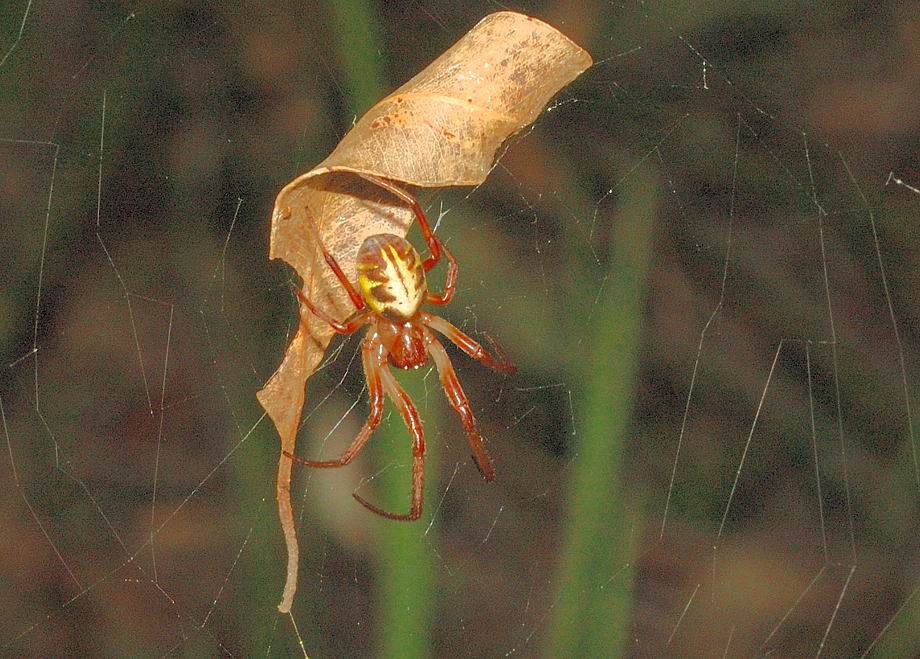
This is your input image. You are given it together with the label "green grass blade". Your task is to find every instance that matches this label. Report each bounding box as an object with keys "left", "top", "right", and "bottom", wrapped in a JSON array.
[
  {"left": 328, "top": 0, "right": 387, "bottom": 111},
  {"left": 545, "top": 164, "right": 657, "bottom": 656},
  {"left": 371, "top": 374, "right": 439, "bottom": 659},
  {"left": 327, "top": 2, "right": 437, "bottom": 656}
]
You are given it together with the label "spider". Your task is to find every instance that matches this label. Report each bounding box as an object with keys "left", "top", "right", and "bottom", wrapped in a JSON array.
[{"left": 284, "top": 173, "right": 516, "bottom": 521}]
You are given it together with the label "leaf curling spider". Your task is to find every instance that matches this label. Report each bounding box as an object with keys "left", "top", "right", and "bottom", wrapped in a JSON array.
[{"left": 285, "top": 173, "right": 516, "bottom": 521}]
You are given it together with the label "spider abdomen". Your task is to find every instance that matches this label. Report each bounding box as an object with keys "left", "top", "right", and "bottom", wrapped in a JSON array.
[{"left": 356, "top": 234, "right": 427, "bottom": 321}]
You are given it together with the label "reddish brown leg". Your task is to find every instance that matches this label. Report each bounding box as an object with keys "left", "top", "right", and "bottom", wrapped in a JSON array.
[
  {"left": 284, "top": 334, "right": 385, "bottom": 467},
  {"left": 294, "top": 287, "right": 367, "bottom": 333},
  {"left": 422, "top": 314, "right": 517, "bottom": 375},
  {"left": 425, "top": 242, "right": 458, "bottom": 306},
  {"left": 357, "top": 172, "right": 443, "bottom": 271},
  {"left": 311, "top": 224, "right": 365, "bottom": 310},
  {"left": 352, "top": 365, "right": 426, "bottom": 521},
  {"left": 294, "top": 226, "right": 369, "bottom": 332},
  {"left": 425, "top": 333, "right": 495, "bottom": 481}
]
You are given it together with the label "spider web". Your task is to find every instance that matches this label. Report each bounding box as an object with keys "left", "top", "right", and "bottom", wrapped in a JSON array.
[{"left": 2, "top": 1, "right": 919, "bottom": 656}]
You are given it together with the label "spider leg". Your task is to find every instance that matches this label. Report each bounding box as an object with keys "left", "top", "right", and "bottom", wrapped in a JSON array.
[
  {"left": 310, "top": 219, "right": 365, "bottom": 310},
  {"left": 293, "top": 216, "right": 370, "bottom": 332},
  {"left": 294, "top": 286, "right": 368, "bottom": 334},
  {"left": 425, "top": 241, "right": 458, "bottom": 306},
  {"left": 425, "top": 332, "right": 495, "bottom": 481},
  {"left": 284, "top": 333, "right": 385, "bottom": 467},
  {"left": 357, "top": 172, "right": 443, "bottom": 271},
  {"left": 422, "top": 313, "right": 517, "bottom": 375},
  {"left": 352, "top": 364, "right": 426, "bottom": 521}
]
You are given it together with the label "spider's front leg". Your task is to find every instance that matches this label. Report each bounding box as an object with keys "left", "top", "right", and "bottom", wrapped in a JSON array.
[
  {"left": 425, "top": 333, "right": 496, "bottom": 481},
  {"left": 283, "top": 333, "right": 385, "bottom": 468},
  {"left": 422, "top": 314, "right": 517, "bottom": 375},
  {"left": 352, "top": 364, "right": 427, "bottom": 521}
]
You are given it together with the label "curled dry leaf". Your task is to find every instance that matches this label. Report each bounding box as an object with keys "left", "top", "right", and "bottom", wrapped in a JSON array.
[{"left": 258, "top": 10, "right": 592, "bottom": 613}]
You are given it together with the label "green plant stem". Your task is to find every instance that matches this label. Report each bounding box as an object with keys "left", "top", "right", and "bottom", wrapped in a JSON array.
[
  {"left": 327, "top": 2, "right": 437, "bottom": 656},
  {"left": 545, "top": 164, "right": 657, "bottom": 656},
  {"left": 328, "top": 0, "right": 388, "bottom": 111},
  {"left": 372, "top": 373, "right": 438, "bottom": 659}
]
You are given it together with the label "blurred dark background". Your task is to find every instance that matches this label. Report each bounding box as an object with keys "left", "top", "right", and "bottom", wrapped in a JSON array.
[{"left": 2, "top": 0, "right": 919, "bottom": 656}]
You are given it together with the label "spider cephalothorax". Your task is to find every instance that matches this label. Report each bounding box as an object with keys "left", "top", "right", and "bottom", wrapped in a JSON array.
[{"left": 284, "top": 173, "right": 515, "bottom": 521}]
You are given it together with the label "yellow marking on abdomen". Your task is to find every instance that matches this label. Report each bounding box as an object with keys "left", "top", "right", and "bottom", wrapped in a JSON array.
[{"left": 356, "top": 234, "right": 427, "bottom": 321}]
